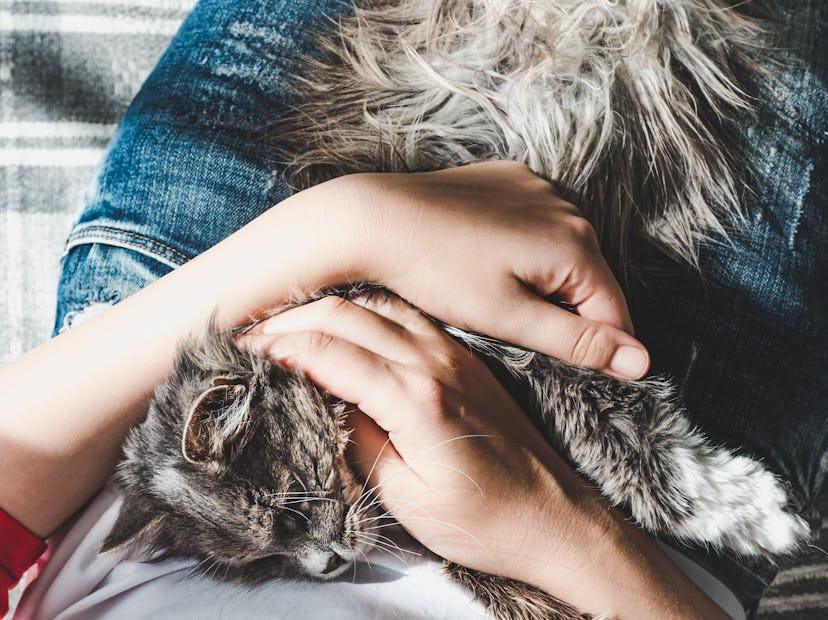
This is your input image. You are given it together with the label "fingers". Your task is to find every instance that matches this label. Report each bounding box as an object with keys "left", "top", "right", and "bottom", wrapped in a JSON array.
[
  {"left": 246, "top": 289, "right": 648, "bottom": 379},
  {"left": 245, "top": 327, "right": 442, "bottom": 456},
  {"left": 249, "top": 296, "right": 419, "bottom": 363},
  {"left": 561, "top": 255, "right": 635, "bottom": 337},
  {"left": 502, "top": 284, "right": 650, "bottom": 380},
  {"left": 247, "top": 329, "right": 401, "bottom": 430},
  {"left": 523, "top": 215, "right": 634, "bottom": 336}
]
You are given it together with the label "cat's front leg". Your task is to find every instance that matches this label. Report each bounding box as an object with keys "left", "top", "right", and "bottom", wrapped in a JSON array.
[{"left": 527, "top": 356, "right": 809, "bottom": 556}]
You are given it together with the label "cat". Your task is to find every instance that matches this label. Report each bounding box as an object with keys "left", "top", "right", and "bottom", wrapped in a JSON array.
[
  {"left": 104, "top": 1, "right": 810, "bottom": 618},
  {"left": 102, "top": 289, "right": 808, "bottom": 620}
]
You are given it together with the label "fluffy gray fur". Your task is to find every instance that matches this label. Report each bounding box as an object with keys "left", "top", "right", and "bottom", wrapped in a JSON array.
[
  {"left": 105, "top": 289, "right": 808, "bottom": 620},
  {"left": 273, "top": 0, "right": 767, "bottom": 270}
]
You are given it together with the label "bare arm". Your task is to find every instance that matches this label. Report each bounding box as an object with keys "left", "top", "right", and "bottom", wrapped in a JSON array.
[
  {"left": 0, "top": 162, "right": 647, "bottom": 535},
  {"left": 0, "top": 179, "right": 365, "bottom": 538}
]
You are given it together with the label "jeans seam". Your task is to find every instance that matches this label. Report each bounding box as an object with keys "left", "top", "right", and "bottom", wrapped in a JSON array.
[{"left": 65, "top": 225, "right": 190, "bottom": 268}]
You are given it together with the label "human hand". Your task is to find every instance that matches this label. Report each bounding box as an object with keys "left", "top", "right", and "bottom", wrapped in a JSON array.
[
  {"left": 242, "top": 295, "right": 726, "bottom": 619},
  {"left": 245, "top": 294, "right": 571, "bottom": 582},
  {"left": 340, "top": 161, "right": 649, "bottom": 379}
]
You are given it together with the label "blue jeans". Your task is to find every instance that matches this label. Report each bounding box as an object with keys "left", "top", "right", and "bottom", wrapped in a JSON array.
[{"left": 53, "top": 0, "right": 828, "bottom": 613}]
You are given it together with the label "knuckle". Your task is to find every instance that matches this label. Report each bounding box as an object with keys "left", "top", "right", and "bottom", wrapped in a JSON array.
[
  {"left": 556, "top": 198, "right": 583, "bottom": 217},
  {"left": 297, "top": 330, "right": 336, "bottom": 355},
  {"left": 408, "top": 370, "right": 450, "bottom": 413},
  {"left": 430, "top": 349, "right": 461, "bottom": 375},
  {"left": 569, "top": 323, "right": 613, "bottom": 368},
  {"left": 567, "top": 215, "right": 598, "bottom": 243}
]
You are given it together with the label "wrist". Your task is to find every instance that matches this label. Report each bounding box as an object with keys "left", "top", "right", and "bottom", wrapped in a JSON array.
[
  {"left": 510, "top": 449, "right": 727, "bottom": 619},
  {"left": 334, "top": 171, "right": 439, "bottom": 292}
]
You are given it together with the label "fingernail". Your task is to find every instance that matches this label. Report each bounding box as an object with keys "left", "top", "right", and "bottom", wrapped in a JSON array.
[{"left": 609, "top": 345, "right": 649, "bottom": 379}]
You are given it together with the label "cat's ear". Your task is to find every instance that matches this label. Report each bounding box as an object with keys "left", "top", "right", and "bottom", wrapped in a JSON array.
[
  {"left": 182, "top": 376, "right": 253, "bottom": 467},
  {"left": 101, "top": 494, "right": 166, "bottom": 553}
]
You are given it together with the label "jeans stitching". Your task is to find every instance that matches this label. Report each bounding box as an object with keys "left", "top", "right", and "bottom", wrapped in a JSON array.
[{"left": 66, "top": 225, "right": 191, "bottom": 265}]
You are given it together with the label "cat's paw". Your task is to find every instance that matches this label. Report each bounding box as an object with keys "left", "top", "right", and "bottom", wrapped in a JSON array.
[{"left": 670, "top": 445, "right": 810, "bottom": 556}]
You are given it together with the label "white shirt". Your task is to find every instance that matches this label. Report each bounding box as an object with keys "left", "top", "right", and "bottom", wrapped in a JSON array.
[{"left": 15, "top": 485, "right": 745, "bottom": 620}]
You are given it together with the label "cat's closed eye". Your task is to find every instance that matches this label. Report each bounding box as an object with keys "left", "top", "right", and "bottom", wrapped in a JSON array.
[{"left": 277, "top": 511, "right": 310, "bottom": 534}]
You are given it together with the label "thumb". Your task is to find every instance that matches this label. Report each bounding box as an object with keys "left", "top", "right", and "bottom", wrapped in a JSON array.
[{"left": 498, "top": 290, "right": 650, "bottom": 380}]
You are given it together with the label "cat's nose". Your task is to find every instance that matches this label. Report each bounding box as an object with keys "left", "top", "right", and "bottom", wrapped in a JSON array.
[{"left": 321, "top": 552, "right": 345, "bottom": 575}]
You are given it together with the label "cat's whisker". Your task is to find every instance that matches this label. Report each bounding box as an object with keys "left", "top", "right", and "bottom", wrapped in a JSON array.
[
  {"left": 381, "top": 514, "right": 487, "bottom": 552},
  {"left": 280, "top": 496, "right": 341, "bottom": 506},
  {"left": 352, "top": 529, "right": 401, "bottom": 550},
  {"left": 354, "top": 533, "right": 421, "bottom": 561},
  {"left": 356, "top": 547, "right": 372, "bottom": 570},
  {"left": 263, "top": 491, "right": 327, "bottom": 499},
  {"left": 414, "top": 434, "right": 499, "bottom": 460},
  {"left": 354, "top": 510, "right": 395, "bottom": 527},
  {"left": 351, "top": 548, "right": 362, "bottom": 584},
  {"left": 203, "top": 558, "right": 222, "bottom": 581},
  {"left": 357, "top": 513, "right": 398, "bottom": 526},
  {"left": 354, "top": 539, "right": 406, "bottom": 563},
  {"left": 356, "top": 536, "right": 422, "bottom": 562},
  {"left": 352, "top": 486, "right": 382, "bottom": 518},
  {"left": 187, "top": 554, "right": 216, "bottom": 578},
  {"left": 351, "top": 436, "right": 490, "bottom": 513},
  {"left": 353, "top": 435, "right": 394, "bottom": 511},
  {"left": 361, "top": 496, "right": 441, "bottom": 522},
  {"left": 352, "top": 532, "right": 412, "bottom": 563},
  {"left": 412, "top": 460, "right": 484, "bottom": 495},
  {"left": 352, "top": 494, "right": 386, "bottom": 519},
  {"left": 278, "top": 505, "right": 311, "bottom": 524},
  {"left": 362, "top": 522, "right": 417, "bottom": 534},
  {"left": 353, "top": 508, "right": 397, "bottom": 528}
]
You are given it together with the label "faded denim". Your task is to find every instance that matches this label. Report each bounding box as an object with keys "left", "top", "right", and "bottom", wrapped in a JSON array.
[{"left": 53, "top": 0, "right": 828, "bottom": 614}]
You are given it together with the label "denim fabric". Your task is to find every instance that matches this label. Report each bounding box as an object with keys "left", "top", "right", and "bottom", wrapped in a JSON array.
[
  {"left": 54, "top": 0, "right": 827, "bottom": 613},
  {"left": 55, "top": 0, "right": 347, "bottom": 327},
  {"left": 626, "top": 2, "right": 828, "bottom": 611}
]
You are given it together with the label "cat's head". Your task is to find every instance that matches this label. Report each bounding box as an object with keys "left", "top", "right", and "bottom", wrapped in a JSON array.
[{"left": 102, "top": 320, "right": 369, "bottom": 582}]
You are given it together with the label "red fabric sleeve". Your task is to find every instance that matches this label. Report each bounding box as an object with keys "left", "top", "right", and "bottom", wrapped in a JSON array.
[{"left": 0, "top": 507, "right": 47, "bottom": 616}]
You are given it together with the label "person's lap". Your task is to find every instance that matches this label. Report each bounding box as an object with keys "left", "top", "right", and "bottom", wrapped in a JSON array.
[{"left": 51, "top": 0, "right": 827, "bottom": 614}]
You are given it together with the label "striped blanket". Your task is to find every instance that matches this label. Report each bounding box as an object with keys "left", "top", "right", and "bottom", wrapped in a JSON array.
[
  {"left": 0, "top": 1, "right": 824, "bottom": 618},
  {"left": 0, "top": 0, "right": 195, "bottom": 362}
]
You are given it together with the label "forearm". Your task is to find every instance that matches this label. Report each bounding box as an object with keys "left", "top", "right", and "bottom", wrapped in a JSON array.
[{"left": 0, "top": 179, "right": 370, "bottom": 538}]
